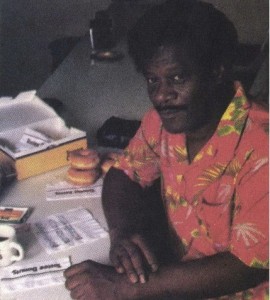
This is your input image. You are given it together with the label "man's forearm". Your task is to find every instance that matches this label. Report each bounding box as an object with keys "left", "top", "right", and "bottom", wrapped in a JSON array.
[
  {"left": 102, "top": 167, "right": 180, "bottom": 280},
  {"left": 102, "top": 167, "right": 146, "bottom": 234},
  {"left": 119, "top": 251, "right": 268, "bottom": 300},
  {"left": 102, "top": 168, "right": 268, "bottom": 299}
]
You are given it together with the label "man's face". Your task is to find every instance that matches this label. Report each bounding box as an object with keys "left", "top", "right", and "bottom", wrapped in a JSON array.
[{"left": 144, "top": 45, "right": 215, "bottom": 134}]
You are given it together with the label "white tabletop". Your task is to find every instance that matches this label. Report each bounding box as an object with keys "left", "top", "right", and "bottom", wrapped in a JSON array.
[
  {"left": 0, "top": 167, "right": 110, "bottom": 300},
  {"left": 0, "top": 35, "right": 151, "bottom": 300}
]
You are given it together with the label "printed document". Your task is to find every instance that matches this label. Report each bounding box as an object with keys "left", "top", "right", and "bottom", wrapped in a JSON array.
[{"left": 33, "top": 207, "right": 108, "bottom": 254}]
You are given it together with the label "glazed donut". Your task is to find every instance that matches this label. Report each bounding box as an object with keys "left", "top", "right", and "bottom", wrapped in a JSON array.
[
  {"left": 106, "top": 152, "right": 120, "bottom": 161},
  {"left": 101, "top": 152, "right": 120, "bottom": 175},
  {"left": 101, "top": 159, "right": 116, "bottom": 175},
  {"left": 67, "top": 167, "right": 100, "bottom": 186},
  {"left": 69, "top": 149, "right": 100, "bottom": 170}
]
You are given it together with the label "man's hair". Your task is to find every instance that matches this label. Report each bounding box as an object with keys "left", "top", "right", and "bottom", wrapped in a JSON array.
[{"left": 127, "top": 0, "right": 238, "bottom": 74}]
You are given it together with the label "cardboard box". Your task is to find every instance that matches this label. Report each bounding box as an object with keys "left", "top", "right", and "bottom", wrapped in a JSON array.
[{"left": 0, "top": 91, "right": 87, "bottom": 180}]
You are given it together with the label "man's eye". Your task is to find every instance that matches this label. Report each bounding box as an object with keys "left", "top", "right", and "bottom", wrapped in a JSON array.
[
  {"left": 172, "top": 75, "right": 185, "bottom": 84},
  {"left": 146, "top": 77, "right": 157, "bottom": 85}
]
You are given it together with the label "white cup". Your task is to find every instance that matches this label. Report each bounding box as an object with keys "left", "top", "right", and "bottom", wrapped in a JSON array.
[{"left": 0, "top": 224, "right": 24, "bottom": 267}]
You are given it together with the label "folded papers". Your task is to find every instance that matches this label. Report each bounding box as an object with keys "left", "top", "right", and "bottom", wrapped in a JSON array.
[
  {"left": 46, "top": 178, "right": 103, "bottom": 201},
  {"left": 0, "top": 257, "right": 71, "bottom": 293},
  {"left": 33, "top": 207, "right": 108, "bottom": 254}
]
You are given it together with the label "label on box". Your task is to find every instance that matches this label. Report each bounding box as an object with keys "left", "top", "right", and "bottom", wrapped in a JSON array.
[
  {"left": 0, "top": 207, "right": 31, "bottom": 224},
  {"left": 15, "top": 128, "right": 53, "bottom": 153}
]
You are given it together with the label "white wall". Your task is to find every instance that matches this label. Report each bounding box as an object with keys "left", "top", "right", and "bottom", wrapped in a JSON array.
[
  {"left": 0, "top": 0, "right": 111, "bottom": 95},
  {"left": 204, "top": 0, "right": 268, "bottom": 44},
  {"left": 0, "top": 0, "right": 268, "bottom": 96}
]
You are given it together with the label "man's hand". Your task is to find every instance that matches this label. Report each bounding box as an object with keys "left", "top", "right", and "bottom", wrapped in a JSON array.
[
  {"left": 102, "top": 169, "right": 165, "bottom": 284},
  {"left": 64, "top": 260, "right": 126, "bottom": 300},
  {"left": 109, "top": 232, "right": 159, "bottom": 284}
]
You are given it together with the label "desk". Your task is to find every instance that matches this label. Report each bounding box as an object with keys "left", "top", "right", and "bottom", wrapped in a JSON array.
[
  {"left": 0, "top": 167, "right": 110, "bottom": 300},
  {"left": 1, "top": 36, "right": 151, "bottom": 300},
  {"left": 38, "top": 37, "right": 151, "bottom": 145}
]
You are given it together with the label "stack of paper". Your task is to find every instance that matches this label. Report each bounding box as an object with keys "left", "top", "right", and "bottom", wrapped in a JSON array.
[{"left": 33, "top": 207, "right": 108, "bottom": 254}]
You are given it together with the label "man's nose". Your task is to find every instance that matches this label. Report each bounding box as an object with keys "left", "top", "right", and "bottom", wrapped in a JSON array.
[{"left": 153, "top": 81, "right": 177, "bottom": 104}]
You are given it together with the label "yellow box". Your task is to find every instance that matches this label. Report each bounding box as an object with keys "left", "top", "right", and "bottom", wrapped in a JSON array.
[{"left": 0, "top": 91, "right": 87, "bottom": 180}]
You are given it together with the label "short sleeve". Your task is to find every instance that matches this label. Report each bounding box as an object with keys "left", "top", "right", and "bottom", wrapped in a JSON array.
[
  {"left": 230, "top": 155, "right": 269, "bottom": 269},
  {"left": 114, "top": 110, "right": 161, "bottom": 187}
]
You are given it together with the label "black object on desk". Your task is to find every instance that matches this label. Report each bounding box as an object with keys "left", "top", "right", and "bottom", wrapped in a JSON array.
[
  {"left": 90, "top": 10, "right": 115, "bottom": 51},
  {"left": 90, "top": 50, "right": 124, "bottom": 62},
  {"left": 96, "top": 116, "right": 141, "bottom": 149}
]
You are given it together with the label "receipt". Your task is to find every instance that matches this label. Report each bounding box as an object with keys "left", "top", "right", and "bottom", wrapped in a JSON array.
[{"left": 0, "top": 257, "right": 71, "bottom": 293}]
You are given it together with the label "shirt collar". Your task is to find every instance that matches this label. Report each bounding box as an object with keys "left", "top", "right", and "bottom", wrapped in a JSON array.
[
  {"left": 189, "top": 81, "right": 250, "bottom": 164},
  {"left": 217, "top": 81, "right": 250, "bottom": 136}
]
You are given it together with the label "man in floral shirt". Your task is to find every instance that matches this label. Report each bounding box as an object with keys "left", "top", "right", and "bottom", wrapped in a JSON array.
[{"left": 64, "top": 1, "right": 268, "bottom": 299}]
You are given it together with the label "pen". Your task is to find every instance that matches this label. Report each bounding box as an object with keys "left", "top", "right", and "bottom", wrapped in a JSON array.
[{"left": 89, "top": 28, "right": 95, "bottom": 66}]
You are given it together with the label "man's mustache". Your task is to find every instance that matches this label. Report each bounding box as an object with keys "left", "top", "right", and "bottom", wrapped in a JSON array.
[{"left": 155, "top": 105, "right": 188, "bottom": 112}]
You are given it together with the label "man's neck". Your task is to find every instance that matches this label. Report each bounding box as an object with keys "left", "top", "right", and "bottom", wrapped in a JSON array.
[
  {"left": 186, "top": 120, "right": 219, "bottom": 163},
  {"left": 186, "top": 81, "right": 235, "bottom": 163}
]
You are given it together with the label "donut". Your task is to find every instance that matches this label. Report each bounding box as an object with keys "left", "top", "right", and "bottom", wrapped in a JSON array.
[
  {"left": 101, "top": 159, "right": 116, "bottom": 175},
  {"left": 69, "top": 149, "right": 100, "bottom": 170},
  {"left": 67, "top": 167, "right": 100, "bottom": 186},
  {"left": 106, "top": 152, "right": 120, "bottom": 161},
  {"left": 101, "top": 152, "right": 120, "bottom": 175}
]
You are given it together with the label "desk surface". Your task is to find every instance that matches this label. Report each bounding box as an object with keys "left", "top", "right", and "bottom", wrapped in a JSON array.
[
  {"left": 1, "top": 36, "right": 151, "bottom": 300},
  {"left": 0, "top": 167, "right": 110, "bottom": 300}
]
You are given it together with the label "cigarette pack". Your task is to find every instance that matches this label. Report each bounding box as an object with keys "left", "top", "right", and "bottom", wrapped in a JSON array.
[{"left": 0, "top": 206, "right": 32, "bottom": 224}]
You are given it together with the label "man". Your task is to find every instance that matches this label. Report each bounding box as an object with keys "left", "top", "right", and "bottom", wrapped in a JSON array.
[{"left": 64, "top": 1, "right": 269, "bottom": 299}]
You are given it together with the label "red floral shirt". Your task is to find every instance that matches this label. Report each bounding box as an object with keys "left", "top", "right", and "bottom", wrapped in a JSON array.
[{"left": 114, "top": 82, "right": 269, "bottom": 299}]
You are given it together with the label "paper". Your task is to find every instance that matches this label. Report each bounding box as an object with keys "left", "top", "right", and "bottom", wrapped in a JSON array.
[
  {"left": 0, "top": 257, "right": 71, "bottom": 293},
  {"left": 33, "top": 207, "right": 108, "bottom": 254},
  {"left": 0, "top": 96, "right": 13, "bottom": 103},
  {"left": 46, "top": 177, "right": 103, "bottom": 201},
  {"left": 15, "top": 128, "right": 53, "bottom": 152}
]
